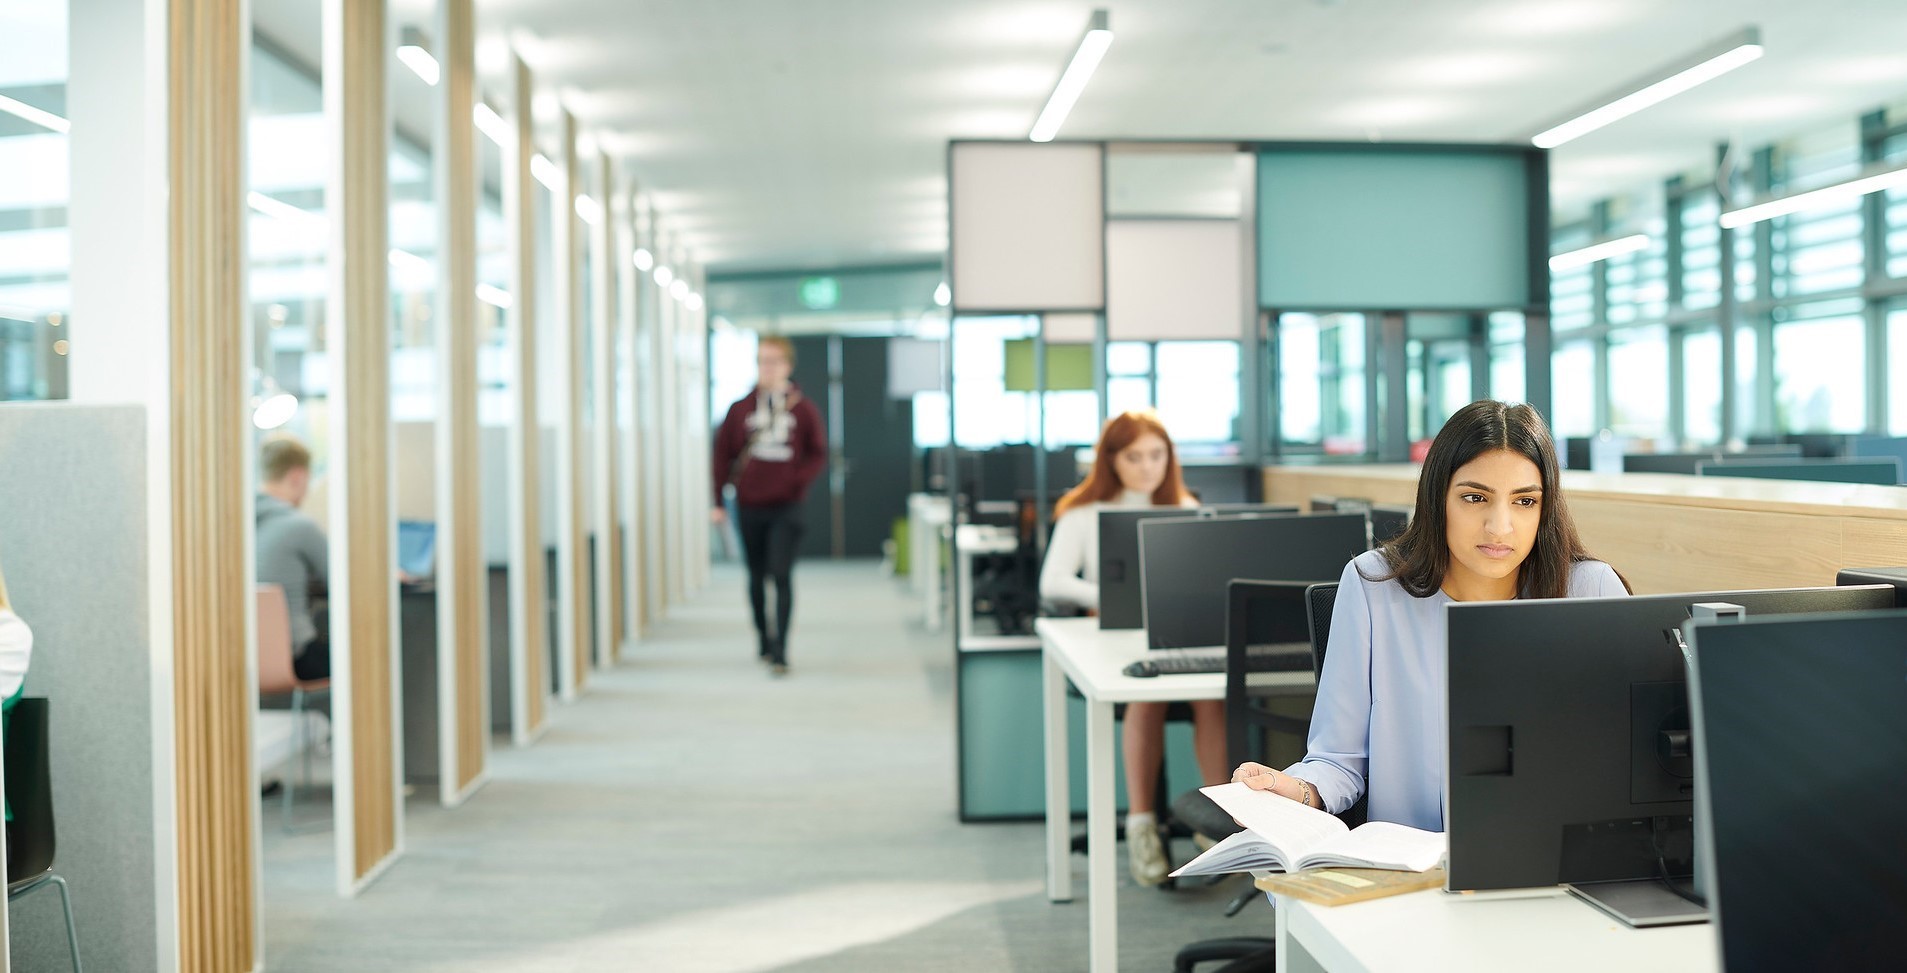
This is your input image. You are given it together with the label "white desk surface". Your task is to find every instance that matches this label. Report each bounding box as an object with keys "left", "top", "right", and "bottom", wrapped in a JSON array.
[
  {"left": 1035, "top": 616, "right": 1316, "bottom": 703},
  {"left": 1277, "top": 887, "right": 1719, "bottom": 973}
]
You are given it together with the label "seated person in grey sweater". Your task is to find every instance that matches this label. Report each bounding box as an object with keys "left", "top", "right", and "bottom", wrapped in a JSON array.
[{"left": 256, "top": 437, "right": 330, "bottom": 681}]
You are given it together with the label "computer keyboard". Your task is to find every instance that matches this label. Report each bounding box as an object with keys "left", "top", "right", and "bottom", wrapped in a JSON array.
[{"left": 1127, "top": 648, "right": 1315, "bottom": 677}]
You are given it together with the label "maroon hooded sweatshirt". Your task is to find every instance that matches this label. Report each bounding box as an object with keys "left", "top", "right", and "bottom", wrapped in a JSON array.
[{"left": 712, "top": 384, "right": 828, "bottom": 508}]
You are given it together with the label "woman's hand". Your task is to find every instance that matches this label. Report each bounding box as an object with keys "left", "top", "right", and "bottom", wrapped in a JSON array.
[{"left": 1231, "top": 761, "right": 1316, "bottom": 807}]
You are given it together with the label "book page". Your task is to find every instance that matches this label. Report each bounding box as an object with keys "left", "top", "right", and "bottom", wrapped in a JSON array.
[
  {"left": 1167, "top": 828, "right": 1290, "bottom": 878},
  {"left": 1298, "top": 821, "right": 1445, "bottom": 872},
  {"left": 1199, "top": 782, "right": 1349, "bottom": 863}
]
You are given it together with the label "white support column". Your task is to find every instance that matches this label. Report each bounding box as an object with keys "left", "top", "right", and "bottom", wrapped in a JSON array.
[
  {"left": 616, "top": 182, "right": 644, "bottom": 648},
  {"left": 591, "top": 152, "right": 618, "bottom": 670},
  {"left": 67, "top": 0, "right": 192, "bottom": 965},
  {"left": 639, "top": 207, "right": 667, "bottom": 622},
  {"left": 551, "top": 110, "right": 584, "bottom": 699}
]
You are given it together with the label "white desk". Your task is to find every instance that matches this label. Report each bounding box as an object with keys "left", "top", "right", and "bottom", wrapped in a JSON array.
[
  {"left": 1271, "top": 887, "right": 1718, "bottom": 973},
  {"left": 907, "top": 493, "right": 951, "bottom": 630},
  {"left": 1038, "top": 617, "right": 1316, "bottom": 973}
]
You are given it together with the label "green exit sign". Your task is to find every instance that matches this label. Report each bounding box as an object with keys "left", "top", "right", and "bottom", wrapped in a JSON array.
[{"left": 798, "top": 276, "right": 840, "bottom": 310}]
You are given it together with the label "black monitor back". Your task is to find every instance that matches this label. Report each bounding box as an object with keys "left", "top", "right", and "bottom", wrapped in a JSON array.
[
  {"left": 1182, "top": 464, "right": 1264, "bottom": 504},
  {"left": 1836, "top": 566, "right": 1907, "bottom": 606},
  {"left": 1445, "top": 584, "right": 1898, "bottom": 893},
  {"left": 1696, "top": 457, "right": 1902, "bottom": 485},
  {"left": 1368, "top": 504, "right": 1411, "bottom": 545},
  {"left": 1094, "top": 504, "right": 1300, "bottom": 630},
  {"left": 1139, "top": 513, "right": 1367, "bottom": 650},
  {"left": 1689, "top": 610, "right": 1907, "bottom": 973}
]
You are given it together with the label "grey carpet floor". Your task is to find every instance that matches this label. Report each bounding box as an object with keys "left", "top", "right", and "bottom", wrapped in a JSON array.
[{"left": 261, "top": 561, "right": 1263, "bottom": 972}]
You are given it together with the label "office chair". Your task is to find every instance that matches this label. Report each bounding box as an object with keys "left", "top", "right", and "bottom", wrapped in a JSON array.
[
  {"left": 6, "top": 698, "right": 83, "bottom": 972},
  {"left": 1170, "top": 581, "right": 1359, "bottom": 973},
  {"left": 257, "top": 583, "right": 331, "bottom": 832}
]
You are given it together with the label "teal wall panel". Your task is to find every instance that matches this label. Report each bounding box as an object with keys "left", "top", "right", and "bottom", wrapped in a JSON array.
[
  {"left": 958, "top": 649, "right": 1206, "bottom": 820},
  {"left": 1257, "top": 148, "right": 1533, "bottom": 311}
]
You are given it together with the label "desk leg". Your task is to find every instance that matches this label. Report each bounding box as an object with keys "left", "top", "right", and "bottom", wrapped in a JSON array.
[
  {"left": 1275, "top": 895, "right": 1328, "bottom": 973},
  {"left": 1086, "top": 696, "right": 1116, "bottom": 973},
  {"left": 1042, "top": 647, "right": 1071, "bottom": 903}
]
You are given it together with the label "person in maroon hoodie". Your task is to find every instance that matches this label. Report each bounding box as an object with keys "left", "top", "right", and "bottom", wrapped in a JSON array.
[{"left": 711, "top": 335, "right": 827, "bottom": 675}]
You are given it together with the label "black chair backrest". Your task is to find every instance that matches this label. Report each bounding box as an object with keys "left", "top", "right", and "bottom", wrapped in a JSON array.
[
  {"left": 1304, "top": 583, "right": 1338, "bottom": 677},
  {"left": 5, "top": 697, "right": 56, "bottom": 884}
]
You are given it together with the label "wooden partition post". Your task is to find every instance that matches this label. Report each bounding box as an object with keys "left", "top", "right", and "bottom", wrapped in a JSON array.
[
  {"left": 434, "top": 0, "right": 487, "bottom": 804},
  {"left": 324, "top": 0, "right": 402, "bottom": 895},
  {"left": 505, "top": 52, "right": 550, "bottom": 745},
  {"left": 169, "top": 0, "right": 254, "bottom": 959}
]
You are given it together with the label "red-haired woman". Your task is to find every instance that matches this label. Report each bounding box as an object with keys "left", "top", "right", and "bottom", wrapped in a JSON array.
[{"left": 1039, "top": 409, "right": 1219, "bottom": 886}]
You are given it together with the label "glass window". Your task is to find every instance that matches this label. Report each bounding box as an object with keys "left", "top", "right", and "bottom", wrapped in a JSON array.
[
  {"left": 1487, "top": 312, "right": 1525, "bottom": 405},
  {"left": 1772, "top": 302, "right": 1864, "bottom": 432},
  {"left": 1891, "top": 305, "right": 1907, "bottom": 435},
  {"left": 1277, "top": 312, "right": 1366, "bottom": 454},
  {"left": 1680, "top": 194, "right": 1722, "bottom": 311},
  {"left": 1606, "top": 325, "right": 1669, "bottom": 440},
  {"left": 1551, "top": 339, "right": 1595, "bottom": 438},
  {"left": 915, "top": 316, "right": 1037, "bottom": 448},
  {"left": 1155, "top": 341, "right": 1240, "bottom": 448},
  {"left": 0, "top": 0, "right": 70, "bottom": 399}
]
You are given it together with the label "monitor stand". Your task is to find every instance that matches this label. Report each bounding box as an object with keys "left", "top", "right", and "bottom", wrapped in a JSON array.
[{"left": 1567, "top": 879, "right": 1709, "bottom": 928}]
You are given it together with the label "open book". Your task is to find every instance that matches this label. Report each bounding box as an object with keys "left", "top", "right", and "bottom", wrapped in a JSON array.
[{"left": 1169, "top": 782, "right": 1445, "bottom": 878}]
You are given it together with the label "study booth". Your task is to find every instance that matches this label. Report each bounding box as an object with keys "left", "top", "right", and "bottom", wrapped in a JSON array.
[
  {"left": 945, "top": 136, "right": 1551, "bottom": 838},
  {"left": 1234, "top": 463, "right": 1907, "bottom": 973}
]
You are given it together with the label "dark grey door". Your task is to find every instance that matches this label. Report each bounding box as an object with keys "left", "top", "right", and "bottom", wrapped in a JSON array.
[{"left": 840, "top": 337, "right": 916, "bottom": 558}]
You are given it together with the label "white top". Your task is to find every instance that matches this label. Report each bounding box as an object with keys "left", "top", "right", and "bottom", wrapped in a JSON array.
[
  {"left": 1039, "top": 489, "right": 1195, "bottom": 610},
  {"left": 0, "top": 609, "right": 32, "bottom": 699}
]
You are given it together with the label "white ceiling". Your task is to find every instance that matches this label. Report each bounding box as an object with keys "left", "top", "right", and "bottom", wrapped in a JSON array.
[{"left": 287, "top": 0, "right": 1907, "bottom": 273}]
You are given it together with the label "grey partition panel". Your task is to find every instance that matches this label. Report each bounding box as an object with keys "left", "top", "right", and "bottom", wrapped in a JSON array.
[{"left": 0, "top": 403, "right": 159, "bottom": 970}]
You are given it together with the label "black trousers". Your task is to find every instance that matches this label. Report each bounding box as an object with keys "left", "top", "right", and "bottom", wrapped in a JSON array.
[
  {"left": 736, "top": 503, "right": 804, "bottom": 662},
  {"left": 295, "top": 604, "right": 332, "bottom": 681}
]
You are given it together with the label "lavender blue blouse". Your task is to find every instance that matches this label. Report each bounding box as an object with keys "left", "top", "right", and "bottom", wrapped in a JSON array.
[{"left": 1284, "top": 549, "right": 1628, "bottom": 832}]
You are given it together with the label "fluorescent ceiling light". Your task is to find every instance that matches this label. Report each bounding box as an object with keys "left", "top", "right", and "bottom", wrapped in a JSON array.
[
  {"left": 1029, "top": 10, "right": 1113, "bottom": 143},
  {"left": 476, "top": 283, "right": 513, "bottom": 309},
  {"left": 575, "top": 194, "right": 603, "bottom": 226},
  {"left": 685, "top": 292, "right": 705, "bottom": 312},
  {"left": 1720, "top": 162, "right": 1907, "bottom": 229},
  {"left": 0, "top": 92, "right": 69, "bottom": 134},
  {"left": 396, "top": 28, "right": 440, "bottom": 87},
  {"left": 530, "top": 153, "right": 561, "bottom": 191},
  {"left": 654, "top": 265, "right": 674, "bottom": 287},
  {"left": 933, "top": 281, "right": 951, "bottom": 307},
  {"left": 632, "top": 248, "right": 655, "bottom": 271},
  {"left": 388, "top": 248, "right": 432, "bottom": 275},
  {"left": 247, "top": 191, "right": 325, "bottom": 229},
  {"left": 473, "top": 103, "right": 509, "bottom": 145},
  {"left": 670, "top": 279, "right": 690, "bottom": 301},
  {"left": 1531, "top": 27, "right": 1762, "bottom": 149},
  {"left": 1549, "top": 233, "right": 1650, "bottom": 272},
  {"left": 253, "top": 392, "right": 300, "bottom": 430}
]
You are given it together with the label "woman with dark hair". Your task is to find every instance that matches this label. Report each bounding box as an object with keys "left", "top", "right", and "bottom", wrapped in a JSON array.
[
  {"left": 1041, "top": 410, "right": 1219, "bottom": 886},
  {"left": 1232, "top": 400, "right": 1630, "bottom": 831}
]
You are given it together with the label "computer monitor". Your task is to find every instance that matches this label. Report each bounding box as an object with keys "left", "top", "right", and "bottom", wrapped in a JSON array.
[
  {"left": 1687, "top": 610, "right": 1907, "bottom": 972},
  {"left": 397, "top": 520, "right": 437, "bottom": 579},
  {"left": 1181, "top": 464, "right": 1263, "bottom": 505},
  {"left": 1307, "top": 495, "right": 1337, "bottom": 513},
  {"left": 1138, "top": 513, "right": 1367, "bottom": 650},
  {"left": 1094, "top": 504, "right": 1301, "bottom": 630},
  {"left": 1445, "top": 584, "right": 1896, "bottom": 925},
  {"left": 1367, "top": 504, "right": 1411, "bottom": 545}
]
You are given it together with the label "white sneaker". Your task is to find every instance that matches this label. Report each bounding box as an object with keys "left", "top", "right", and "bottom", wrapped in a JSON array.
[{"left": 1128, "top": 822, "right": 1169, "bottom": 886}]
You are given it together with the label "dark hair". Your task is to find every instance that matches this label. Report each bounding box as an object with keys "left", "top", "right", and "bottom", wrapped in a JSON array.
[{"left": 1362, "top": 400, "right": 1627, "bottom": 599}]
